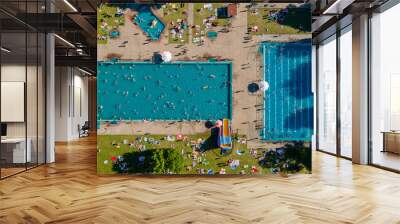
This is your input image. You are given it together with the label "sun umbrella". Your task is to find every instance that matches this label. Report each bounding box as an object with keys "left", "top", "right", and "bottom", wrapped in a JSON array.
[
  {"left": 161, "top": 51, "right": 172, "bottom": 62},
  {"left": 215, "top": 120, "right": 223, "bottom": 128},
  {"left": 176, "top": 134, "right": 184, "bottom": 141},
  {"left": 259, "top": 80, "right": 269, "bottom": 91}
]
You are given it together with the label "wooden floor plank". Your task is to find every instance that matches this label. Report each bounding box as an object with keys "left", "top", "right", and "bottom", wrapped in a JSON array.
[{"left": 0, "top": 136, "right": 399, "bottom": 224}]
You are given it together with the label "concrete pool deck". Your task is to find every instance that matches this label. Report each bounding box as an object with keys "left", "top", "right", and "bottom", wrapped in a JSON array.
[
  {"left": 97, "top": 121, "right": 208, "bottom": 135},
  {"left": 98, "top": 4, "right": 311, "bottom": 149}
]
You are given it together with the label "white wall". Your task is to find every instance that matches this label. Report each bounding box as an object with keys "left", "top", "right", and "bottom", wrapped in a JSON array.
[
  {"left": 1, "top": 63, "right": 46, "bottom": 164},
  {"left": 55, "top": 66, "right": 69, "bottom": 141},
  {"left": 55, "top": 67, "right": 89, "bottom": 141},
  {"left": 72, "top": 73, "right": 89, "bottom": 138},
  {"left": 1, "top": 65, "right": 37, "bottom": 137},
  {"left": 1, "top": 65, "right": 27, "bottom": 140}
]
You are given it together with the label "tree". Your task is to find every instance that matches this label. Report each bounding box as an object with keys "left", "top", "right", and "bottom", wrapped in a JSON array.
[
  {"left": 152, "top": 148, "right": 184, "bottom": 174},
  {"left": 152, "top": 149, "right": 167, "bottom": 173},
  {"left": 163, "top": 149, "right": 184, "bottom": 174}
]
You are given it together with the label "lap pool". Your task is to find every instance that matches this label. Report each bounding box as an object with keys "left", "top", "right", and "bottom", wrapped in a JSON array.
[
  {"left": 260, "top": 40, "right": 313, "bottom": 141},
  {"left": 97, "top": 61, "right": 232, "bottom": 121}
]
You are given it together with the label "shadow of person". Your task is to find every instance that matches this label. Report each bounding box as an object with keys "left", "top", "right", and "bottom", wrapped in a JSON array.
[{"left": 248, "top": 83, "right": 259, "bottom": 93}]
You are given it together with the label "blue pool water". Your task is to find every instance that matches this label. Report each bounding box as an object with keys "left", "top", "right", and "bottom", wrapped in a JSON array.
[
  {"left": 135, "top": 6, "right": 165, "bottom": 41},
  {"left": 97, "top": 61, "right": 232, "bottom": 121},
  {"left": 261, "top": 40, "right": 313, "bottom": 141},
  {"left": 109, "top": 30, "right": 120, "bottom": 38}
]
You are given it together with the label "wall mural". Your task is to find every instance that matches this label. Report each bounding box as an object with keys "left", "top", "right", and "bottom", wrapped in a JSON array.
[{"left": 97, "top": 2, "right": 313, "bottom": 175}]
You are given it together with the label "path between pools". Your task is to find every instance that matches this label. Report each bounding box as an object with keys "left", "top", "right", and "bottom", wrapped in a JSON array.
[{"left": 188, "top": 4, "right": 194, "bottom": 43}]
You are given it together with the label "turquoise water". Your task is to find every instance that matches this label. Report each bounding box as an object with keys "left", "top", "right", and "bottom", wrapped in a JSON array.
[
  {"left": 97, "top": 61, "right": 232, "bottom": 121},
  {"left": 135, "top": 6, "right": 165, "bottom": 41},
  {"left": 109, "top": 30, "right": 120, "bottom": 38},
  {"left": 260, "top": 40, "right": 313, "bottom": 141},
  {"left": 207, "top": 31, "right": 218, "bottom": 40}
]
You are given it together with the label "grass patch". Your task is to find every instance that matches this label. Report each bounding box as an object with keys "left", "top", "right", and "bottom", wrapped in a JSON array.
[
  {"left": 192, "top": 3, "right": 230, "bottom": 43},
  {"left": 247, "top": 7, "right": 310, "bottom": 35},
  {"left": 97, "top": 132, "right": 268, "bottom": 175},
  {"left": 161, "top": 3, "right": 190, "bottom": 44},
  {"left": 97, "top": 4, "right": 125, "bottom": 45}
]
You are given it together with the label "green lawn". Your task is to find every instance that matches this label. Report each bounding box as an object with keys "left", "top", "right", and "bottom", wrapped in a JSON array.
[
  {"left": 97, "top": 4, "right": 125, "bottom": 45},
  {"left": 192, "top": 3, "right": 230, "bottom": 42},
  {"left": 161, "top": 3, "right": 189, "bottom": 44},
  {"left": 247, "top": 7, "right": 310, "bottom": 35},
  {"left": 97, "top": 133, "right": 268, "bottom": 175}
]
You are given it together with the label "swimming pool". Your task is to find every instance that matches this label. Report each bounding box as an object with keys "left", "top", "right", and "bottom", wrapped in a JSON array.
[
  {"left": 261, "top": 40, "right": 313, "bottom": 141},
  {"left": 135, "top": 6, "right": 165, "bottom": 41},
  {"left": 97, "top": 61, "right": 232, "bottom": 121}
]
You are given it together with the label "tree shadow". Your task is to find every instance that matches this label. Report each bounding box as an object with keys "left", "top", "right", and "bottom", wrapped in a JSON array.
[
  {"left": 276, "top": 4, "right": 311, "bottom": 32},
  {"left": 200, "top": 127, "right": 219, "bottom": 152},
  {"left": 112, "top": 149, "right": 156, "bottom": 173},
  {"left": 205, "top": 120, "right": 214, "bottom": 129},
  {"left": 282, "top": 142, "right": 311, "bottom": 171},
  {"left": 281, "top": 61, "right": 312, "bottom": 100},
  {"left": 113, "top": 147, "right": 184, "bottom": 174},
  {"left": 269, "top": 39, "right": 311, "bottom": 59},
  {"left": 259, "top": 142, "right": 311, "bottom": 173},
  {"left": 284, "top": 107, "right": 313, "bottom": 130}
]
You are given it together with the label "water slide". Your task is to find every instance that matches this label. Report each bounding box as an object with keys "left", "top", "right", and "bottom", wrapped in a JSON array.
[{"left": 218, "top": 118, "right": 232, "bottom": 153}]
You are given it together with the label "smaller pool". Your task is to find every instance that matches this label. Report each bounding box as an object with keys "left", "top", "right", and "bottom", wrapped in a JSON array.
[
  {"left": 109, "top": 30, "right": 120, "bottom": 38},
  {"left": 261, "top": 40, "right": 313, "bottom": 142},
  {"left": 207, "top": 31, "right": 218, "bottom": 40},
  {"left": 135, "top": 7, "right": 165, "bottom": 41}
]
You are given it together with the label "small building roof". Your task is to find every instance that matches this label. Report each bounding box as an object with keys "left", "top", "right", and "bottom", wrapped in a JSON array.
[
  {"left": 227, "top": 4, "right": 237, "bottom": 17},
  {"left": 217, "top": 4, "right": 237, "bottom": 18}
]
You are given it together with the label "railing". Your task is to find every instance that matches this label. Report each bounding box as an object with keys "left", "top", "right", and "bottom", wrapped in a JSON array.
[{"left": 314, "top": 0, "right": 339, "bottom": 14}]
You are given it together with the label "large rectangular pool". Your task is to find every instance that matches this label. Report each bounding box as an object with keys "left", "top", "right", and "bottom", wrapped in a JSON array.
[
  {"left": 261, "top": 40, "right": 313, "bottom": 141},
  {"left": 97, "top": 61, "right": 232, "bottom": 121}
]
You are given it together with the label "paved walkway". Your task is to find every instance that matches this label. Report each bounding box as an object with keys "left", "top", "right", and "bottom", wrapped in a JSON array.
[{"left": 187, "top": 3, "right": 194, "bottom": 43}]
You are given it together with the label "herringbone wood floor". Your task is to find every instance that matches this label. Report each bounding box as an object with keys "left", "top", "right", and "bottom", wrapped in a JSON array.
[{"left": 1, "top": 136, "right": 399, "bottom": 224}]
